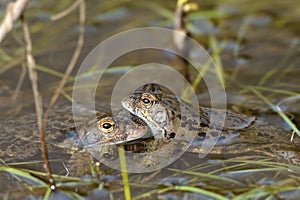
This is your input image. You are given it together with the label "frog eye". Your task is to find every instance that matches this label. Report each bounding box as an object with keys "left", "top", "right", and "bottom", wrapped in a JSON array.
[
  {"left": 99, "top": 118, "right": 115, "bottom": 133},
  {"left": 140, "top": 93, "right": 155, "bottom": 109}
]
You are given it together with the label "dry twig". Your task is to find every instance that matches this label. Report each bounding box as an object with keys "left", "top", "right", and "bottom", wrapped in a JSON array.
[
  {"left": 12, "top": 63, "right": 27, "bottom": 101},
  {"left": 173, "top": 0, "right": 198, "bottom": 83},
  {"left": 51, "top": 0, "right": 81, "bottom": 21},
  {"left": 0, "top": 0, "right": 30, "bottom": 43},
  {"left": 43, "top": 0, "right": 85, "bottom": 125},
  {"left": 21, "top": 15, "right": 56, "bottom": 189}
]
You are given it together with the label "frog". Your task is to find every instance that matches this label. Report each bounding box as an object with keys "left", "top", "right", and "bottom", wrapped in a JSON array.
[
  {"left": 121, "top": 83, "right": 300, "bottom": 166},
  {"left": 0, "top": 105, "right": 148, "bottom": 175}
]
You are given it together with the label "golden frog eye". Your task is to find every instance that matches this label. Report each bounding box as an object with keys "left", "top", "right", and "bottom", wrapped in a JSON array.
[
  {"left": 99, "top": 118, "right": 115, "bottom": 133},
  {"left": 140, "top": 93, "right": 155, "bottom": 109}
]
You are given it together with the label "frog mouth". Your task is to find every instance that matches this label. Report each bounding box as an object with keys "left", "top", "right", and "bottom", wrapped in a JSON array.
[{"left": 122, "top": 96, "right": 167, "bottom": 139}]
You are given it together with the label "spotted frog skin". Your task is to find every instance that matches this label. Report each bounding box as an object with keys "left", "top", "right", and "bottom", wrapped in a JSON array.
[
  {"left": 121, "top": 83, "right": 300, "bottom": 166},
  {"left": 122, "top": 83, "right": 259, "bottom": 141}
]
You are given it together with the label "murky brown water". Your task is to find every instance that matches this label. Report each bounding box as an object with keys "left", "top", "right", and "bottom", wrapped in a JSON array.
[{"left": 0, "top": 0, "right": 300, "bottom": 199}]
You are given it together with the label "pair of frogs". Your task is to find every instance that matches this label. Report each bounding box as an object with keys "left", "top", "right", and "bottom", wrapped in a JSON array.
[
  {"left": 83, "top": 83, "right": 300, "bottom": 167},
  {"left": 1, "top": 83, "right": 299, "bottom": 173}
]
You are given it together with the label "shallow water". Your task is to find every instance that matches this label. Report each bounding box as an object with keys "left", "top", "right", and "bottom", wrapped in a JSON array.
[{"left": 0, "top": 0, "right": 300, "bottom": 199}]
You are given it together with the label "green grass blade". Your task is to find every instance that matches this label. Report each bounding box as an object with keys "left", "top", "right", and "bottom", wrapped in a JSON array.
[
  {"left": 133, "top": 188, "right": 170, "bottom": 200},
  {"left": 248, "top": 86, "right": 300, "bottom": 137},
  {"left": 35, "top": 64, "right": 73, "bottom": 79},
  {"left": 0, "top": 166, "right": 47, "bottom": 186},
  {"left": 253, "top": 86, "right": 300, "bottom": 96},
  {"left": 223, "top": 167, "right": 286, "bottom": 175},
  {"left": 168, "top": 168, "right": 243, "bottom": 185},
  {"left": 43, "top": 187, "right": 52, "bottom": 200},
  {"left": 173, "top": 186, "right": 229, "bottom": 200},
  {"left": 118, "top": 146, "right": 131, "bottom": 200}
]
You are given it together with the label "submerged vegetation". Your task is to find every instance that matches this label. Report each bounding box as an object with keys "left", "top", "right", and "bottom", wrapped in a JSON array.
[
  {"left": 2, "top": 155, "right": 300, "bottom": 199},
  {"left": 0, "top": 0, "right": 300, "bottom": 199}
]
